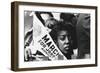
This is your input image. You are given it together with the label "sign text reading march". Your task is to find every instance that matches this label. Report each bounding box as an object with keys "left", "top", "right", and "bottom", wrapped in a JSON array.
[{"left": 38, "top": 34, "right": 60, "bottom": 60}]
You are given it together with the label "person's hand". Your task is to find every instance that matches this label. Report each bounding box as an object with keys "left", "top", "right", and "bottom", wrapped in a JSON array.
[{"left": 24, "top": 46, "right": 32, "bottom": 61}]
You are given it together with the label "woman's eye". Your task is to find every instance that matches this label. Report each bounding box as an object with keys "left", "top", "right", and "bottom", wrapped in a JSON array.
[{"left": 59, "top": 36, "right": 65, "bottom": 41}]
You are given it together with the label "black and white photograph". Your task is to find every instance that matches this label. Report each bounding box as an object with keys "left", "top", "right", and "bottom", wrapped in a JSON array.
[
  {"left": 11, "top": 1, "right": 97, "bottom": 71},
  {"left": 24, "top": 11, "right": 91, "bottom": 61}
]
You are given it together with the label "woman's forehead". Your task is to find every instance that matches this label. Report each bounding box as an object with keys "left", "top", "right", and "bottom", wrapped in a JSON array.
[{"left": 58, "top": 30, "right": 69, "bottom": 36}]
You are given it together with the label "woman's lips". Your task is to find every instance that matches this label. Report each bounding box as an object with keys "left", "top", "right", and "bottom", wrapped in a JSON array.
[{"left": 64, "top": 46, "right": 69, "bottom": 50}]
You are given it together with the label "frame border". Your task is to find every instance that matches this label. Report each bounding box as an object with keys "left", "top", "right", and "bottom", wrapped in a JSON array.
[{"left": 11, "top": 1, "right": 98, "bottom": 71}]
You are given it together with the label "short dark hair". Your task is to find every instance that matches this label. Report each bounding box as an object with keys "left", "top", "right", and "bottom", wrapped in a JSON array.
[
  {"left": 60, "top": 13, "right": 75, "bottom": 21},
  {"left": 50, "top": 21, "right": 74, "bottom": 42}
]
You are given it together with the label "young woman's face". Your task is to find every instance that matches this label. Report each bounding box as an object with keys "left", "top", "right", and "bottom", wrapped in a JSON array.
[{"left": 57, "top": 30, "right": 70, "bottom": 54}]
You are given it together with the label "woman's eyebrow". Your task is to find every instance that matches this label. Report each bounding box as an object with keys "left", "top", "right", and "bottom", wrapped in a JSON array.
[{"left": 58, "top": 33, "right": 68, "bottom": 36}]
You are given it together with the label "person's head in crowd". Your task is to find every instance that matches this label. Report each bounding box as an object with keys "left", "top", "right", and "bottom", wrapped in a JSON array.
[
  {"left": 35, "top": 11, "right": 53, "bottom": 25},
  {"left": 60, "top": 13, "right": 78, "bottom": 49},
  {"left": 50, "top": 21, "right": 75, "bottom": 59},
  {"left": 35, "top": 11, "right": 58, "bottom": 32},
  {"left": 60, "top": 13, "right": 77, "bottom": 26},
  {"left": 45, "top": 17, "right": 58, "bottom": 32}
]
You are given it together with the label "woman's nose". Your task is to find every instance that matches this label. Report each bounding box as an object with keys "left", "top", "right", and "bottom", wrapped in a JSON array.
[{"left": 64, "top": 37, "right": 69, "bottom": 44}]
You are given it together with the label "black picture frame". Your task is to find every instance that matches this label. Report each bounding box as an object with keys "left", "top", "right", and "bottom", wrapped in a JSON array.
[{"left": 11, "top": 1, "right": 97, "bottom": 71}]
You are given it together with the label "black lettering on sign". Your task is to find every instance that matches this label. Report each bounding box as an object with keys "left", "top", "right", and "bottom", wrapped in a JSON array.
[
  {"left": 46, "top": 41, "right": 52, "bottom": 47},
  {"left": 49, "top": 45, "right": 55, "bottom": 51},
  {"left": 38, "top": 40, "right": 46, "bottom": 48},
  {"left": 42, "top": 35, "right": 49, "bottom": 43}
]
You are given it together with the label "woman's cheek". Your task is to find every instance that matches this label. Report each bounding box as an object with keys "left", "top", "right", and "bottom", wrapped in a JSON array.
[{"left": 57, "top": 40, "right": 64, "bottom": 50}]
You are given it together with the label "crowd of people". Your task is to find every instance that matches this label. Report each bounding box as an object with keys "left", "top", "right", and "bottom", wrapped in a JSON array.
[{"left": 24, "top": 11, "right": 90, "bottom": 61}]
